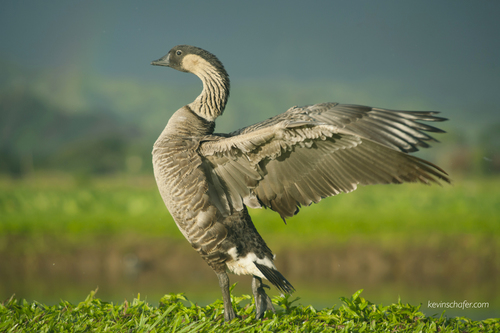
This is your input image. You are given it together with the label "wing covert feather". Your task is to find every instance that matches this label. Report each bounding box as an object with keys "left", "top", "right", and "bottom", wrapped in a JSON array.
[{"left": 199, "top": 103, "right": 450, "bottom": 219}]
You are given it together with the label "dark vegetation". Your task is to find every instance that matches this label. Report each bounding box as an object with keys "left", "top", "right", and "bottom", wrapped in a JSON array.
[{"left": 1, "top": 59, "right": 499, "bottom": 179}]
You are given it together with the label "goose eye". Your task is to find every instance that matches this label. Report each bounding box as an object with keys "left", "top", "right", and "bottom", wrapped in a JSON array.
[{"left": 176, "top": 50, "right": 182, "bottom": 56}]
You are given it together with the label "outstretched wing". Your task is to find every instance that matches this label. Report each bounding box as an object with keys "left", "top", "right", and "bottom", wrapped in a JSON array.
[{"left": 199, "top": 103, "right": 450, "bottom": 219}]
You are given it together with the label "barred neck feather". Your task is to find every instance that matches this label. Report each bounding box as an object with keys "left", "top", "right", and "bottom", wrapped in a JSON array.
[{"left": 184, "top": 54, "right": 230, "bottom": 121}]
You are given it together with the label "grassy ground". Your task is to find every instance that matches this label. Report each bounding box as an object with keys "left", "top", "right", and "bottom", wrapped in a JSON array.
[{"left": 2, "top": 289, "right": 498, "bottom": 332}]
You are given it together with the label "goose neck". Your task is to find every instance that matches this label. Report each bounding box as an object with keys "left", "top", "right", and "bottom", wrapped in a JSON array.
[{"left": 189, "top": 65, "right": 230, "bottom": 121}]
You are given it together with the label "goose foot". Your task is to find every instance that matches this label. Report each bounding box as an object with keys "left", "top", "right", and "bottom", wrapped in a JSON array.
[
  {"left": 216, "top": 272, "right": 238, "bottom": 321},
  {"left": 252, "top": 275, "right": 275, "bottom": 319}
]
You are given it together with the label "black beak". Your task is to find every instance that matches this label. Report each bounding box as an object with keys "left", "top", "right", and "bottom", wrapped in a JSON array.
[{"left": 151, "top": 54, "right": 170, "bottom": 67}]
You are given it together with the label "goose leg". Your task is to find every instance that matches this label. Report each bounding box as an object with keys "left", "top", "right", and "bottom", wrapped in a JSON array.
[
  {"left": 216, "top": 272, "right": 237, "bottom": 321},
  {"left": 252, "top": 275, "right": 275, "bottom": 319}
]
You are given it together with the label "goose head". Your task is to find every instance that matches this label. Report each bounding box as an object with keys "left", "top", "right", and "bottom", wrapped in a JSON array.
[{"left": 151, "top": 45, "right": 226, "bottom": 77}]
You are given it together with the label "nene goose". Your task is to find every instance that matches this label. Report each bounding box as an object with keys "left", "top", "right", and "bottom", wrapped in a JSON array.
[{"left": 150, "top": 45, "right": 450, "bottom": 321}]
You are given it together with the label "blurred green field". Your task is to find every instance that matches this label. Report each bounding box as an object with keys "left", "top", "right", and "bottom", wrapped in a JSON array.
[{"left": 1, "top": 174, "right": 498, "bottom": 246}]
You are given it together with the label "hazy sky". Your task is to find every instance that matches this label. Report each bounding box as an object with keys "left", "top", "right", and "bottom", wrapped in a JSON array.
[{"left": 1, "top": 0, "right": 499, "bottom": 123}]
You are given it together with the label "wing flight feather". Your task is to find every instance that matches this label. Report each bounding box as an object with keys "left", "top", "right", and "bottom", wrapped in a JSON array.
[{"left": 199, "top": 103, "right": 450, "bottom": 218}]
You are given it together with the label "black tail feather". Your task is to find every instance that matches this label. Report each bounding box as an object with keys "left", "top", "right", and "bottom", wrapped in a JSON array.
[{"left": 254, "top": 262, "right": 295, "bottom": 294}]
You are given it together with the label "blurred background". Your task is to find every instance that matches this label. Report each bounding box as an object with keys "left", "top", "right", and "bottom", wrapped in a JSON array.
[{"left": 1, "top": 0, "right": 498, "bottom": 320}]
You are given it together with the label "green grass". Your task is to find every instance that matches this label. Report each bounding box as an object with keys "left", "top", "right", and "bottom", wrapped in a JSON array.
[{"left": 2, "top": 289, "right": 498, "bottom": 332}]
